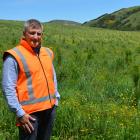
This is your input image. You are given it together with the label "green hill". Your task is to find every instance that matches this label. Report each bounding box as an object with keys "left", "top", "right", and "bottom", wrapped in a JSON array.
[
  {"left": 1, "top": 20, "right": 140, "bottom": 139},
  {"left": 47, "top": 19, "right": 81, "bottom": 26},
  {"left": 83, "top": 6, "right": 140, "bottom": 31}
]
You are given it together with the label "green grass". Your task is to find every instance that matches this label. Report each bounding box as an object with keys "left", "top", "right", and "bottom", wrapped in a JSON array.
[{"left": 0, "top": 21, "right": 140, "bottom": 139}]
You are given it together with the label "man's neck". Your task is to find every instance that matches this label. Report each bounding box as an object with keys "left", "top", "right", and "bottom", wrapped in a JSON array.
[{"left": 32, "top": 46, "right": 41, "bottom": 55}]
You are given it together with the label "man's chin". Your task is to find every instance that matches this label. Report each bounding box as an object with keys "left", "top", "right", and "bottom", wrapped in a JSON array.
[{"left": 31, "top": 43, "right": 39, "bottom": 48}]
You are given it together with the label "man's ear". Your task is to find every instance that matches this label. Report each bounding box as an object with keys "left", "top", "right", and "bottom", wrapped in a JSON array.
[
  {"left": 23, "top": 31, "right": 25, "bottom": 36},
  {"left": 41, "top": 32, "right": 43, "bottom": 37},
  {"left": 41, "top": 33, "right": 44, "bottom": 41}
]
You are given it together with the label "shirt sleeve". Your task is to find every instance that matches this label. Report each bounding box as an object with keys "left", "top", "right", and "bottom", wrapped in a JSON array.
[
  {"left": 52, "top": 65, "right": 60, "bottom": 106},
  {"left": 2, "top": 55, "right": 25, "bottom": 118}
]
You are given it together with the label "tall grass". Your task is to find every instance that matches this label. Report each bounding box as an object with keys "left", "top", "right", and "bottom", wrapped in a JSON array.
[{"left": 0, "top": 21, "right": 140, "bottom": 139}]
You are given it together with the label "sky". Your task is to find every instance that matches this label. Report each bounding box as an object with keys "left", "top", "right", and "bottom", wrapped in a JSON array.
[{"left": 0, "top": 0, "right": 140, "bottom": 23}]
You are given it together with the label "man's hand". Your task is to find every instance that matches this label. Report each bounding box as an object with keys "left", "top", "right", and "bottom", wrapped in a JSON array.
[{"left": 18, "top": 114, "right": 36, "bottom": 134}]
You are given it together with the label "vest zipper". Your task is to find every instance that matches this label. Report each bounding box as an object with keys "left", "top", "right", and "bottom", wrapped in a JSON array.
[{"left": 36, "top": 54, "right": 52, "bottom": 107}]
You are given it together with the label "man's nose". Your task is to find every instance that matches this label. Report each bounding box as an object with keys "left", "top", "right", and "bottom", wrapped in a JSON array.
[{"left": 33, "top": 33, "right": 38, "bottom": 39}]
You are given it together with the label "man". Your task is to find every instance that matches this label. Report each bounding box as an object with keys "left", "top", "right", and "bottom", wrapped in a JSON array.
[{"left": 2, "top": 19, "right": 60, "bottom": 140}]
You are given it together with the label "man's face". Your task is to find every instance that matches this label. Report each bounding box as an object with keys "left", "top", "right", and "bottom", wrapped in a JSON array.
[{"left": 24, "top": 27, "right": 43, "bottom": 48}]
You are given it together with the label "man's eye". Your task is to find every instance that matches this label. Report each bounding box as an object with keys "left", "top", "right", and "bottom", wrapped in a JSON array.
[
  {"left": 29, "top": 32, "right": 42, "bottom": 36},
  {"left": 29, "top": 32, "right": 36, "bottom": 35},
  {"left": 37, "top": 33, "right": 41, "bottom": 36}
]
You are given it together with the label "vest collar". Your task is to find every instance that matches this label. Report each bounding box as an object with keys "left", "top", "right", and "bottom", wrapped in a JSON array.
[{"left": 20, "top": 39, "right": 41, "bottom": 55}]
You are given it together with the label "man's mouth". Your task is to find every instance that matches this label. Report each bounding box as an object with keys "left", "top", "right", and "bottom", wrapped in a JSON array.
[
  {"left": 30, "top": 40, "right": 40, "bottom": 47},
  {"left": 31, "top": 40, "right": 38, "bottom": 45}
]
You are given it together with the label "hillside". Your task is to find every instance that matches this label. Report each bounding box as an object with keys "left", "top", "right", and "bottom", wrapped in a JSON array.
[
  {"left": 47, "top": 19, "right": 81, "bottom": 26},
  {"left": 1, "top": 20, "right": 140, "bottom": 139},
  {"left": 83, "top": 6, "right": 140, "bottom": 30}
]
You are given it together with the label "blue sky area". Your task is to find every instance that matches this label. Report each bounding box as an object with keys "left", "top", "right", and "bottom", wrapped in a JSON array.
[{"left": 0, "top": 0, "right": 140, "bottom": 23}]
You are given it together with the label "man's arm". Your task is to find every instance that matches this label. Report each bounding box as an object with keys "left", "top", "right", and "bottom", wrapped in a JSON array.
[
  {"left": 2, "top": 55, "right": 25, "bottom": 117},
  {"left": 52, "top": 65, "right": 60, "bottom": 106},
  {"left": 2, "top": 55, "right": 36, "bottom": 133}
]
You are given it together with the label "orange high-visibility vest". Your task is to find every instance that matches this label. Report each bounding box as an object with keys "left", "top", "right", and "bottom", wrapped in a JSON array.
[{"left": 4, "top": 39, "right": 56, "bottom": 114}]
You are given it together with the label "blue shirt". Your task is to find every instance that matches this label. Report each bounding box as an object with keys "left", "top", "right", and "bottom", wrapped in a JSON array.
[{"left": 2, "top": 55, "right": 60, "bottom": 118}]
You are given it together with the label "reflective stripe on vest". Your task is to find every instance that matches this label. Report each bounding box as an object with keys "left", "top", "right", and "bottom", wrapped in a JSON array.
[
  {"left": 13, "top": 47, "right": 35, "bottom": 100},
  {"left": 21, "top": 94, "right": 55, "bottom": 105},
  {"left": 45, "top": 48, "right": 52, "bottom": 59},
  {"left": 13, "top": 47, "right": 55, "bottom": 105}
]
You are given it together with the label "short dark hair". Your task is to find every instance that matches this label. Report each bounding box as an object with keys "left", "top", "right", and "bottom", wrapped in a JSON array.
[{"left": 24, "top": 19, "right": 43, "bottom": 32}]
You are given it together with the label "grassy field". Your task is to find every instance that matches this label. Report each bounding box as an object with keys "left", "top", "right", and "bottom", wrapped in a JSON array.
[{"left": 0, "top": 20, "right": 140, "bottom": 140}]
